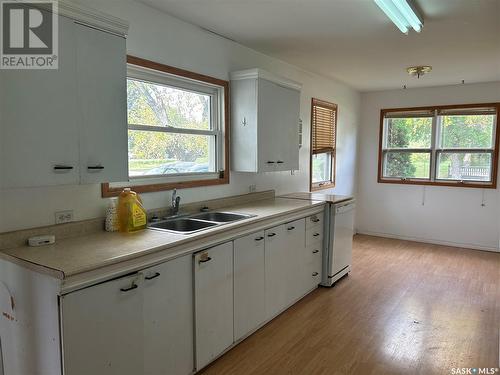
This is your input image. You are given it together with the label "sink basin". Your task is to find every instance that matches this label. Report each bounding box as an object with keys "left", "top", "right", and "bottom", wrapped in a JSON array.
[
  {"left": 191, "top": 212, "right": 254, "bottom": 223},
  {"left": 149, "top": 218, "right": 218, "bottom": 234}
]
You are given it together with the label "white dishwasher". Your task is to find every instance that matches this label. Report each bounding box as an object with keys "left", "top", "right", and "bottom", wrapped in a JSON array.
[{"left": 322, "top": 199, "right": 355, "bottom": 287}]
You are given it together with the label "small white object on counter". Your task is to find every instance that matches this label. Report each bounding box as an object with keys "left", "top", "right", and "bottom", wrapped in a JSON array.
[
  {"left": 28, "top": 235, "right": 56, "bottom": 247},
  {"left": 105, "top": 197, "right": 119, "bottom": 232}
]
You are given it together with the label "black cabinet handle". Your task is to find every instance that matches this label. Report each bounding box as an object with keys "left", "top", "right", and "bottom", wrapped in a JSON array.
[
  {"left": 311, "top": 218, "right": 320, "bottom": 223},
  {"left": 199, "top": 256, "right": 212, "bottom": 264},
  {"left": 145, "top": 272, "right": 160, "bottom": 280},
  {"left": 277, "top": 160, "right": 284, "bottom": 164},
  {"left": 120, "top": 283, "right": 138, "bottom": 292},
  {"left": 267, "top": 233, "right": 276, "bottom": 237},
  {"left": 267, "top": 161, "right": 276, "bottom": 164},
  {"left": 287, "top": 226, "right": 295, "bottom": 231},
  {"left": 313, "top": 233, "right": 320, "bottom": 237},
  {"left": 255, "top": 236, "right": 264, "bottom": 241},
  {"left": 312, "top": 272, "right": 319, "bottom": 277},
  {"left": 53, "top": 165, "right": 73, "bottom": 170},
  {"left": 87, "top": 165, "right": 104, "bottom": 170},
  {"left": 312, "top": 249, "right": 319, "bottom": 254}
]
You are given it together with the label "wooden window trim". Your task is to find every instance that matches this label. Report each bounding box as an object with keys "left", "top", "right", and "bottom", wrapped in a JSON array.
[
  {"left": 101, "top": 55, "right": 230, "bottom": 198},
  {"left": 310, "top": 98, "right": 337, "bottom": 191},
  {"left": 377, "top": 102, "right": 500, "bottom": 189}
]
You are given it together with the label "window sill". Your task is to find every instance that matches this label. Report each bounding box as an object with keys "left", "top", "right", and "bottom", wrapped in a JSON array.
[
  {"left": 311, "top": 181, "right": 336, "bottom": 192},
  {"left": 101, "top": 173, "right": 229, "bottom": 198},
  {"left": 377, "top": 178, "right": 496, "bottom": 189}
]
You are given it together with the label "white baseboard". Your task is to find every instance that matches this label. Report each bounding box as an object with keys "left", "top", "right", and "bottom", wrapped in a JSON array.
[{"left": 356, "top": 230, "right": 500, "bottom": 253}]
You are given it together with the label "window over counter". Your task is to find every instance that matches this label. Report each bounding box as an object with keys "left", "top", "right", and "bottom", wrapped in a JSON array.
[
  {"left": 378, "top": 104, "right": 500, "bottom": 188},
  {"left": 310, "top": 98, "right": 337, "bottom": 191},
  {"left": 102, "top": 56, "right": 229, "bottom": 197}
]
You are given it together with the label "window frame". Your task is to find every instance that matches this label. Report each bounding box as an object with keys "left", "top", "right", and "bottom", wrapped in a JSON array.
[
  {"left": 377, "top": 103, "right": 500, "bottom": 189},
  {"left": 102, "top": 55, "right": 229, "bottom": 198},
  {"left": 310, "top": 98, "right": 337, "bottom": 191}
]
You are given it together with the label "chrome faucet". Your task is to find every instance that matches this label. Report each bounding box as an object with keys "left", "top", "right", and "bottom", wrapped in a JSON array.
[{"left": 171, "top": 188, "right": 181, "bottom": 216}]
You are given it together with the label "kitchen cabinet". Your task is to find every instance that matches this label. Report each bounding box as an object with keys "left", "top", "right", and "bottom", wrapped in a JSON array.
[
  {"left": 264, "top": 224, "right": 288, "bottom": 318},
  {"left": 61, "top": 255, "right": 194, "bottom": 375},
  {"left": 234, "top": 231, "right": 266, "bottom": 341},
  {"left": 0, "top": 14, "right": 127, "bottom": 189},
  {"left": 194, "top": 242, "right": 234, "bottom": 370},
  {"left": 230, "top": 69, "right": 301, "bottom": 173},
  {"left": 284, "top": 219, "right": 306, "bottom": 301}
]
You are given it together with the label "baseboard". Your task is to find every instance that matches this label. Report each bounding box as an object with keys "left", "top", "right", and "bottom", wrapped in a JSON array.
[{"left": 356, "top": 230, "right": 500, "bottom": 253}]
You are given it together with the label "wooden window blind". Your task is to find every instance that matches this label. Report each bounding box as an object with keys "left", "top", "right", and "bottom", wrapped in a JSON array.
[{"left": 311, "top": 98, "right": 337, "bottom": 154}]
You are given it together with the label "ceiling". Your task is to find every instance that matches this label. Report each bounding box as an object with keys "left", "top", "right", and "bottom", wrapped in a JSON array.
[{"left": 137, "top": 0, "right": 500, "bottom": 91}]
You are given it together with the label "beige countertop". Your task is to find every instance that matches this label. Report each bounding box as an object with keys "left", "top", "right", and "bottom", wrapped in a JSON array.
[
  {"left": 279, "top": 192, "right": 354, "bottom": 204},
  {"left": 0, "top": 197, "right": 325, "bottom": 280}
]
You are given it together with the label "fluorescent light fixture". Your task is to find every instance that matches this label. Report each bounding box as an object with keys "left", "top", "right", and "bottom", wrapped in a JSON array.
[{"left": 374, "top": 0, "right": 423, "bottom": 34}]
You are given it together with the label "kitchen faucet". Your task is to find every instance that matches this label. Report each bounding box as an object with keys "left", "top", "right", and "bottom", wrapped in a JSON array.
[{"left": 171, "top": 188, "right": 181, "bottom": 216}]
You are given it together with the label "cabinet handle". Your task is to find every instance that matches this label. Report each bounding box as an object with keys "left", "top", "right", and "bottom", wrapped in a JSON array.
[
  {"left": 312, "top": 272, "right": 319, "bottom": 277},
  {"left": 287, "top": 226, "right": 295, "bottom": 231},
  {"left": 120, "top": 283, "right": 138, "bottom": 292},
  {"left": 267, "top": 161, "right": 275, "bottom": 164},
  {"left": 145, "top": 272, "right": 160, "bottom": 280},
  {"left": 267, "top": 233, "right": 276, "bottom": 237},
  {"left": 255, "top": 236, "right": 264, "bottom": 241},
  {"left": 311, "top": 218, "right": 320, "bottom": 223},
  {"left": 312, "top": 250, "right": 319, "bottom": 254},
  {"left": 53, "top": 165, "right": 74, "bottom": 171},
  {"left": 313, "top": 233, "right": 320, "bottom": 237},
  {"left": 277, "top": 160, "right": 284, "bottom": 164},
  {"left": 87, "top": 165, "right": 104, "bottom": 170},
  {"left": 199, "top": 256, "right": 212, "bottom": 264}
]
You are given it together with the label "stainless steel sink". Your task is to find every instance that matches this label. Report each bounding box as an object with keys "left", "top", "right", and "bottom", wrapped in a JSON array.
[
  {"left": 149, "top": 218, "right": 217, "bottom": 234},
  {"left": 191, "top": 212, "right": 254, "bottom": 223},
  {"left": 148, "top": 211, "right": 255, "bottom": 234}
]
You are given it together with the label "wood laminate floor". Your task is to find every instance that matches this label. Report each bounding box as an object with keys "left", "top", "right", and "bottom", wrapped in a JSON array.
[{"left": 200, "top": 234, "right": 500, "bottom": 375}]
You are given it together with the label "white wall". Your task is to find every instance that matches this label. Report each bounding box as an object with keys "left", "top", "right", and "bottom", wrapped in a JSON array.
[
  {"left": 0, "top": 0, "right": 360, "bottom": 233},
  {"left": 357, "top": 82, "right": 500, "bottom": 251}
]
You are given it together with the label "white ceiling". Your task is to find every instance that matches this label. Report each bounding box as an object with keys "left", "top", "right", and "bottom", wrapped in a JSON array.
[{"left": 137, "top": 0, "right": 500, "bottom": 91}]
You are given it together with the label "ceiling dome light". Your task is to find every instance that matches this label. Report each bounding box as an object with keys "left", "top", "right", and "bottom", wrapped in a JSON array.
[{"left": 407, "top": 65, "right": 432, "bottom": 79}]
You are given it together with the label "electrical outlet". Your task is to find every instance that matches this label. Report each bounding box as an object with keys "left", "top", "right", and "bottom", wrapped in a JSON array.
[
  {"left": 55, "top": 210, "right": 74, "bottom": 224},
  {"left": 249, "top": 184, "right": 257, "bottom": 193}
]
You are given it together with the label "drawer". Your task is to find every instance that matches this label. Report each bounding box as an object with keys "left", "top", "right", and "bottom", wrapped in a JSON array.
[
  {"left": 306, "top": 213, "right": 323, "bottom": 229},
  {"left": 306, "top": 226, "right": 323, "bottom": 246}
]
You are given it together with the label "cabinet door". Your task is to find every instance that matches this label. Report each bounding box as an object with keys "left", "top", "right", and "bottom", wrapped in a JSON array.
[
  {"left": 62, "top": 272, "right": 143, "bottom": 375},
  {"left": 264, "top": 224, "right": 288, "bottom": 319},
  {"left": 194, "top": 242, "right": 234, "bottom": 370},
  {"left": 284, "top": 219, "right": 306, "bottom": 302},
  {"left": 75, "top": 23, "right": 128, "bottom": 184},
  {"left": 234, "top": 231, "right": 266, "bottom": 341},
  {"left": 142, "top": 256, "right": 194, "bottom": 375},
  {"left": 0, "top": 14, "right": 79, "bottom": 188}
]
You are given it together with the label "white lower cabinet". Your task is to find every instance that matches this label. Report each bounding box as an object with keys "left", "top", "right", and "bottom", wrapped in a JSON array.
[
  {"left": 194, "top": 242, "right": 234, "bottom": 370},
  {"left": 234, "top": 231, "right": 266, "bottom": 341},
  {"left": 61, "top": 255, "right": 193, "bottom": 375},
  {"left": 284, "top": 219, "right": 306, "bottom": 302}
]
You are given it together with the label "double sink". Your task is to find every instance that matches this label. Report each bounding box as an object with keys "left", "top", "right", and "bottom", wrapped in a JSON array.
[{"left": 148, "top": 211, "right": 255, "bottom": 234}]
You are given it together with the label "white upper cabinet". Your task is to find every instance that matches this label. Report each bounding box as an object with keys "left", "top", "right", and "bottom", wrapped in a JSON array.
[
  {"left": 75, "top": 23, "right": 128, "bottom": 184},
  {"left": 0, "top": 10, "right": 128, "bottom": 189},
  {"left": 230, "top": 69, "right": 301, "bottom": 173}
]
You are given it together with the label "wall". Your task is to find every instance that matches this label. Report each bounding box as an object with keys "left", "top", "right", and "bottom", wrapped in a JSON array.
[
  {"left": 357, "top": 82, "right": 500, "bottom": 251},
  {"left": 0, "top": 0, "right": 360, "bottom": 233}
]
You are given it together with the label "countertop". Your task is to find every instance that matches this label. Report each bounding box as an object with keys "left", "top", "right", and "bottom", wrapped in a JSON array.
[
  {"left": 279, "top": 192, "right": 354, "bottom": 204},
  {"left": 0, "top": 197, "right": 325, "bottom": 280}
]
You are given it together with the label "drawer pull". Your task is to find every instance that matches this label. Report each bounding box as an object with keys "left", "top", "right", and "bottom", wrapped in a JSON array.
[
  {"left": 313, "top": 233, "right": 320, "bottom": 237},
  {"left": 311, "top": 218, "right": 320, "bottom": 223},
  {"left": 255, "top": 236, "right": 264, "bottom": 241},
  {"left": 199, "top": 256, "right": 212, "bottom": 264},
  {"left": 287, "top": 226, "right": 295, "bottom": 231},
  {"left": 312, "top": 250, "right": 319, "bottom": 254},
  {"left": 277, "top": 160, "right": 284, "bottom": 164},
  {"left": 145, "top": 272, "right": 160, "bottom": 280},
  {"left": 87, "top": 165, "right": 104, "bottom": 170},
  {"left": 53, "top": 165, "right": 74, "bottom": 171},
  {"left": 312, "top": 272, "right": 319, "bottom": 277},
  {"left": 267, "top": 161, "right": 276, "bottom": 164},
  {"left": 120, "top": 283, "right": 138, "bottom": 292},
  {"left": 267, "top": 233, "right": 276, "bottom": 237}
]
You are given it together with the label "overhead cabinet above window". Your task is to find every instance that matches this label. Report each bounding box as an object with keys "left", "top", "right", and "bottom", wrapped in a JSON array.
[
  {"left": 0, "top": 8, "right": 128, "bottom": 189},
  {"left": 230, "top": 69, "right": 302, "bottom": 173}
]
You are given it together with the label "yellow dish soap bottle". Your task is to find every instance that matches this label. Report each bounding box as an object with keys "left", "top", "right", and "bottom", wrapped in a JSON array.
[{"left": 117, "top": 188, "right": 147, "bottom": 232}]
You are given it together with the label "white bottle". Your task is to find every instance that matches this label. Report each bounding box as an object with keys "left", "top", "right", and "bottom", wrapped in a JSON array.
[{"left": 105, "top": 198, "right": 119, "bottom": 232}]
